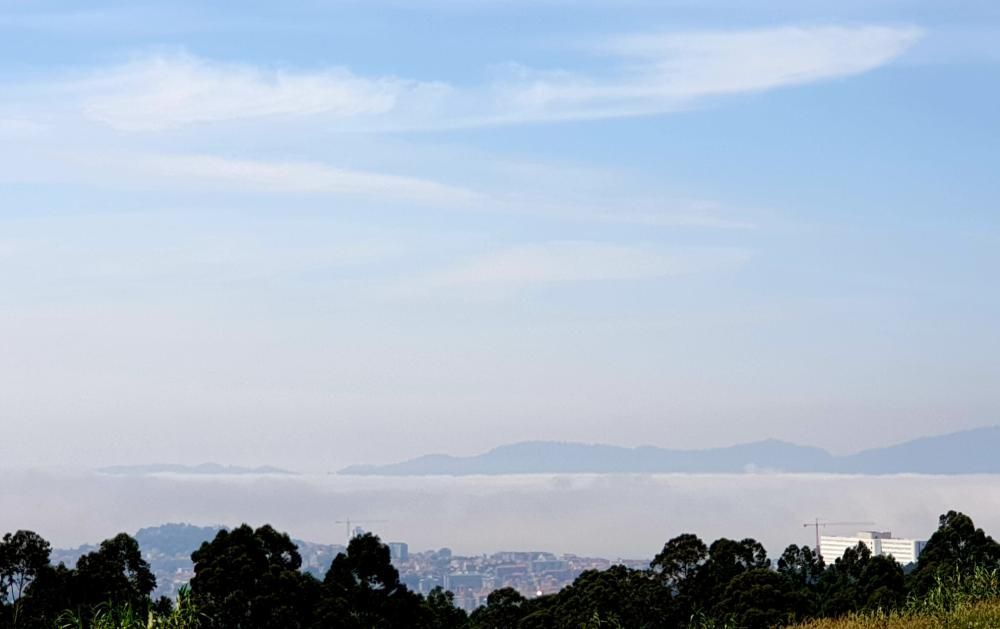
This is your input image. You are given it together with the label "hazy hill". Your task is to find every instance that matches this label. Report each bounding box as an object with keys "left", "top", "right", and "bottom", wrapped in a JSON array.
[
  {"left": 136, "top": 523, "right": 222, "bottom": 557},
  {"left": 97, "top": 463, "right": 297, "bottom": 476},
  {"left": 338, "top": 426, "right": 1000, "bottom": 476},
  {"left": 53, "top": 523, "right": 344, "bottom": 599},
  {"left": 842, "top": 427, "right": 1000, "bottom": 474}
]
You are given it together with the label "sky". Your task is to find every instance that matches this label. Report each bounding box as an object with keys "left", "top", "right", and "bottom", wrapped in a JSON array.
[{"left": 1, "top": 1, "right": 999, "bottom": 470}]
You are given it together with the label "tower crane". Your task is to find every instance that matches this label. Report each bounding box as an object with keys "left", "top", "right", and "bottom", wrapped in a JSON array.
[
  {"left": 802, "top": 518, "right": 875, "bottom": 557},
  {"left": 335, "top": 518, "right": 388, "bottom": 545}
]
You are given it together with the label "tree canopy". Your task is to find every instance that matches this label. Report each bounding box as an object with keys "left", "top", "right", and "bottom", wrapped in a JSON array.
[
  {"left": 1, "top": 510, "right": 996, "bottom": 628},
  {"left": 190, "top": 523, "right": 319, "bottom": 628}
]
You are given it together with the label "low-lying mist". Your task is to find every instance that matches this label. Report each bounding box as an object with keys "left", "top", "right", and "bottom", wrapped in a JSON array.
[{"left": 3, "top": 469, "right": 995, "bottom": 558}]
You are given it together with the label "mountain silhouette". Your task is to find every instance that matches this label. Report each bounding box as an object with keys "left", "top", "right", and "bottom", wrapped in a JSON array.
[{"left": 338, "top": 426, "right": 1000, "bottom": 476}]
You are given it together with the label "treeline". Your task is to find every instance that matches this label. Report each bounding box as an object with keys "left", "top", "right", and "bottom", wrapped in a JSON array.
[{"left": 2, "top": 510, "right": 999, "bottom": 628}]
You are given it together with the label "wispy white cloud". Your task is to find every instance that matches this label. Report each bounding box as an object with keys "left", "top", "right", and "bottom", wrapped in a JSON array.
[
  {"left": 399, "top": 241, "right": 751, "bottom": 296},
  {"left": 603, "top": 25, "right": 923, "bottom": 93},
  {"left": 53, "top": 151, "right": 482, "bottom": 206},
  {"left": 2, "top": 142, "right": 753, "bottom": 227},
  {"left": 1, "top": 24, "right": 911, "bottom": 222},
  {"left": 38, "top": 25, "right": 921, "bottom": 132},
  {"left": 499, "top": 195, "right": 760, "bottom": 230},
  {"left": 75, "top": 53, "right": 424, "bottom": 131},
  {"left": 473, "top": 26, "right": 922, "bottom": 125}
]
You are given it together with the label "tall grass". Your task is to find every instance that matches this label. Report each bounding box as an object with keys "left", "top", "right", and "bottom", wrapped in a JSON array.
[
  {"left": 55, "top": 586, "right": 204, "bottom": 629},
  {"left": 795, "top": 601, "right": 1000, "bottom": 629},
  {"left": 56, "top": 603, "right": 146, "bottom": 629},
  {"left": 906, "top": 566, "right": 1000, "bottom": 616},
  {"left": 688, "top": 611, "right": 739, "bottom": 629},
  {"left": 796, "top": 567, "right": 1000, "bottom": 629}
]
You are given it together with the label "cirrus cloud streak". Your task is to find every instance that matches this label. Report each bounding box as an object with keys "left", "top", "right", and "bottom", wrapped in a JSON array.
[{"left": 22, "top": 24, "right": 924, "bottom": 132}]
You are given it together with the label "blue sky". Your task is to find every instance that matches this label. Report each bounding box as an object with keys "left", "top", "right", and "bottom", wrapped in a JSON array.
[{"left": 1, "top": 1, "right": 999, "bottom": 469}]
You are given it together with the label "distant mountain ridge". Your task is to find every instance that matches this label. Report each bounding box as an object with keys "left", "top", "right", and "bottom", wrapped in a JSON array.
[
  {"left": 338, "top": 426, "right": 1000, "bottom": 476},
  {"left": 97, "top": 463, "right": 297, "bottom": 476}
]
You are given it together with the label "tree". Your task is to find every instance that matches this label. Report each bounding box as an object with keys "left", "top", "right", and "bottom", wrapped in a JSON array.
[
  {"left": 817, "top": 542, "right": 904, "bottom": 617},
  {"left": 190, "top": 524, "right": 318, "bottom": 628},
  {"left": 74, "top": 533, "right": 156, "bottom": 612},
  {"left": 318, "top": 532, "right": 425, "bottom": 628},
  {"left": 0, "top": 531, "right": 52, "bottom": 627},
  {"left": 0, "top": 531, "right": 51, "bottom": 608},
  {"left": 651, "top": 534, "right": 708, "bottom": 589},
  {"left": 777, "top": 544, "right": 824, "bottom": 588},
  {"left": 693, "top": 537, "right": 770, "bottom": 618},
  {"left": 422, "top": 587, "right": 468, "bottom": 629},
  {"left": 858, "top": 554, "right": 905, "bottom": 611},
  {"left": 717, "top": 568, "right": 810, "bottom": 629},
  {"left": 11, "top": 562, "right": 75, "bottom": 629},
  {"left": 468, "top": 587, "right": 526, "bottom": 629},
  {"left": 544, "top": 565, "right": 672, "bottom": 629},
  {"left": 775, "top": 544, "right": 824, "bottom": 617},
  {"left": 650, "top": 533, "right": 707, "bottom": 623},
  {"left": 909, "top": 511, "right": 1000, "bottom": 595},
  {"left": 819, "top": 542, "right": 869, "bottom": 617}
]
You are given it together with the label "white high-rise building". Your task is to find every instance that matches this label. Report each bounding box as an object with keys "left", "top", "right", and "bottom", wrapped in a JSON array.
[{"left": 820, "top": 530, "right": 926, "bottom": 566}]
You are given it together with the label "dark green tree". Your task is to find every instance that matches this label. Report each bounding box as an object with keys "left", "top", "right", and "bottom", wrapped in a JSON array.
[
  {"left": 422, "top": 587, "right": 468, "bottom": 629},
  {"left": 858, "top": 554, "right": 906, "bottom": 611},
  {"left": 514, "top": 597, "right": 555, "bottom": 629},
  {"left": 775, "top": 544, "right": 825, "bottom": 617},
  {"left": 651, "top": 534, "right": 708, "bottom": 589},
  {"left": 777, "top": 544, "right": 824, "bottom": 587},
  {"left": 693, "top": 537, "right": 769, "bottom": 619},
  {"left": 909, "top": 510, "right": 1000, "bottom": 595},
  {"left": 717, "top": 568, "right": 810, "bottom": 629},
  {"left": 15, "top": 562, "right": 75, "bottom": 629},
  {"left": 650, "top": 533, "right": 707, "bottom": 623},
  {"left": 818, "top": 543, "right": 865, "bottom": 617},
  {"left": 544, "top": 565, "right": 672, "bottom": 629},
  {"left": 0, "top": 530, "right": 51, "bottom": 626},
  {"left": 468, "top": 587, "right": 526, "bottom": 629},
  {"left": 817, "top": 543, "right": 904, "bottom": 616},
  {"left": 74, "top": 533, "right": 156, "bottom": 612},
  {"left": 190, "top": 524, "right": 319, "bottom": 628},
  {"left": 317, "top": 532, "right": 425, "bottom": 628}
]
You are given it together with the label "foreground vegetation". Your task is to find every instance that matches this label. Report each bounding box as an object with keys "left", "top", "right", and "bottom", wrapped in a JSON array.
[
  {"left": 2, "top": 510, "right": 1000, "bottom": 628},
  {"left": 794, "top": 567, "right": 1000, "bottom": 629},
  {"left": 795, "top": 603, "right": 1000, "bottom": 629}
]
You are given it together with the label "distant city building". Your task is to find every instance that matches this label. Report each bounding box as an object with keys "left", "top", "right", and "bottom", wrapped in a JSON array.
[
  {"left": 820, "top": 531, "right": 926, "bottom": 565},
  {"left": 445, "top": 573, "right": 485, "bottom": 591},
  {"left": 401, "top": 573, "right": 420, "bottom": 591},
  {"left": 58, "top": 523, "right": 636, "bottom": 608},
  {"left": 495, "top": 564, "right": 527, "bottom": 580},
  {"left": 388, "top": 541, "right": 409, "bottom": 563},
  {"left": 530, "top": 559, "right": 568, "bottom": 572},
  {"left": 418, "top": 575, "right": 443, "bottom": 594}
]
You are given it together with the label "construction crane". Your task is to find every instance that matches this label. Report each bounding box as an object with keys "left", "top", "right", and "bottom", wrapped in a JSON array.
[
  {"left": 335, "top": 518, "right": 388, "bottom": 545},
  {"left": 802, "top": 518, "right": 875, "bottom": 557}
]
